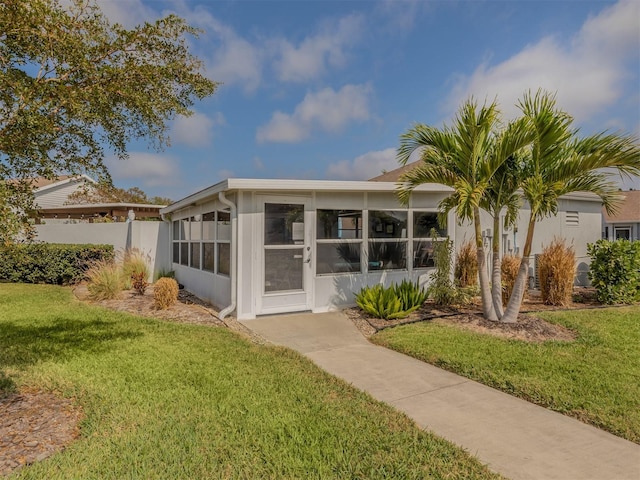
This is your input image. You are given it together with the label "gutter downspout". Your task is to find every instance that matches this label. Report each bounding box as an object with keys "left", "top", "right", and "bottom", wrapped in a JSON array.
[{"left": 218, "top": 191, "right": 237, "bottom": 319}]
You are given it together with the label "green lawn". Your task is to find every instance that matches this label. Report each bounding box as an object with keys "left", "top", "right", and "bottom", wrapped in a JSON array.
[
  {"left": 372, "top": 306, "right": 640, "bottom": 443},
  {"left": 0, "top": 284, "right": 498, "bottom": 479}
]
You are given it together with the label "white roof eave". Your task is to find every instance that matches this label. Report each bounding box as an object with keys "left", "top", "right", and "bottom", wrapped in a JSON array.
[
  {"left": 159, "top": 178, "right": 603, "bottom": 216},
  {"left": 160, "top": 179, "right": 454, "bottom": 215}
]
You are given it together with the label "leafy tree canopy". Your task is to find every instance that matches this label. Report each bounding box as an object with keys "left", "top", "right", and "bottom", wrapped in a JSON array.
[
  {"left": 65, "top": 183, "right": 172, "bottom": 206},
  {"left": 0, "top": 0, "right": 218, "bottom": 242}
]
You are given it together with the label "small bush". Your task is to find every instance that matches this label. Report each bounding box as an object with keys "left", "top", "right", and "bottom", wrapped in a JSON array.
[
  {"left": 0, "top": 243, "right": 114, "bottom": 285},
  {"left": 355, "top": 281, "right": 426, "bottom": 320},
  {"left": 394, "top": 279, "right": 428, "bottom": 312},
  {"left": 538, "top": 238, "right": 575, "bottom": 306},
  {"left": 427, "top": 237, "right": 458, "bottom": 306},
  {"left": 86, "top": 259, "right": 123, "bottom": 300},
  {"left": 501, "top": 254, "right": 522, "bottom": 306},
  {"left": 131, "top": 272, "right": 149, "bottom": 296},
  {"left": 155, "top": 269, "right": 175, "bottom": 281},
  {"left": 588, "top": 239, "right": 640, "bottom": 304},
  {"left": 154, "top": 277, "right": 179, "bottom": 310},
  {"left": 121, "top": 249, "right": 150, "bottom": 289},
  {"left": 454, "top": 240, "right": 478, "bottom": 288}
]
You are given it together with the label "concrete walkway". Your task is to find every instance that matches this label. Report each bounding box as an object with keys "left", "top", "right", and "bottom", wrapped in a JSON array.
[{"left": 241, "top": 311, "right": 640, "bottom": 480}]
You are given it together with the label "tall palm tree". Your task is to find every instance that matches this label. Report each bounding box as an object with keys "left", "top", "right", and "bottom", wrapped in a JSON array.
[
  {"left": 501, "top": 90, "right": 640, "bottom": 323},
  {"left": 480, "top": 148, "right": 529, "bottom": 318},
  {"left": 397, "top": 99, "right": 509, "bottom": 321}
]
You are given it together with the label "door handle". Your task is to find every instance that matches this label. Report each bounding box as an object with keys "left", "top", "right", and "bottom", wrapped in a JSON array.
[{"left": 304, "top": 256, "right": 311, "bottom": 264}]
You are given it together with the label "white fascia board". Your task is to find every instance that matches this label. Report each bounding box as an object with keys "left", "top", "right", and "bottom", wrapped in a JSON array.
[
  {"left": 41, "top": 202, "right": 165, "bottom": 211},
  {"left": 161, "top": 178, "right": 453, "bottom": 215},
  {"left": 558, "top": 191, "right": 603, "bottom": 202},
  {"left": 34, "top": 174, "right": 97, "bottom": 194},
  {"left": 160, "top": 179, "right": 230, "bottom": 214}
]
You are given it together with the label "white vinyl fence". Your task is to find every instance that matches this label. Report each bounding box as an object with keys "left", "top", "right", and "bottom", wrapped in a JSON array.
[{"left": 34, "top": 221, "right": 171, "bottom": 280}]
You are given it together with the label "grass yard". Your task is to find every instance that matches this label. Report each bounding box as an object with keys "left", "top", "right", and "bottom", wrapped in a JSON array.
[
  {"left": 372, "top": 307, "right": 640, "bottom": 443},
  {"left": 0, "top": 284, "right": 498, "bottom": 479}
]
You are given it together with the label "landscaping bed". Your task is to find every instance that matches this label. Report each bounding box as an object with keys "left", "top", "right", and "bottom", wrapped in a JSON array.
[{"left": 346, "top": 288, "right": 599, "bottom": 342}]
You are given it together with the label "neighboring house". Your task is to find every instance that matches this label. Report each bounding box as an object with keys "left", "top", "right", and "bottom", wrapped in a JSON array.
[
  {"left": 32, "top": 174, "right": 97, "bottom": 210},
  {"left": 160, "top": 176, "right": 602, "bottom": 320},
  {"left": 602, "top": 190, "right": 640, "bottom": 241},
  {"left": 31, "top": 175, "right": 164, "bottom": 222}
]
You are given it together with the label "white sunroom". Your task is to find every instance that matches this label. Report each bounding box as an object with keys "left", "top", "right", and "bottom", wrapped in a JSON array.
[{"left": 160, "top": 178, "right": 602, "bottom": 320}]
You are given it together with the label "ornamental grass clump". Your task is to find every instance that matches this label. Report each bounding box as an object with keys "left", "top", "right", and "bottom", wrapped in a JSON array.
[
  {"left": 121, "top": 248, "right": 150, "bottom": 290},
  {"left": 501, "top": 254, "right": 522, "bottom": 306},
  {"left": 86, "top": 259, "right": 123, "bottom": 300},
  {"left": 455, "top": 240, "right": 478, "bottom": 288},
  {"left": 538, "top": 238, "right": 575, "bottom": 306},
  {"left": 154, "top": 277, "right": 179, "bottom": 310}
]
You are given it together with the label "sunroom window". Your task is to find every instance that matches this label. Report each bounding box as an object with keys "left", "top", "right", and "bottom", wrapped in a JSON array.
[
  {"left": 413, "top": 211, "right": 446, "bottom": 269},
  {"left": 316, "top": 210, "right": 362, "bottom": 274},
  {"left": 368, "top": 210, "right": 408, "bottom": 270},
  {"left": 172, "top": 210, "right": 231, "bottom": 276}
]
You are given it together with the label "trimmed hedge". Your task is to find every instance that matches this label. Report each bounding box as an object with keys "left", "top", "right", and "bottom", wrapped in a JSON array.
[
  {"left": 588, "top": 239, "right": 640, "bottom": 305},
  {"left": 0, "top": 243, "right": 114, "bottom": 285}
]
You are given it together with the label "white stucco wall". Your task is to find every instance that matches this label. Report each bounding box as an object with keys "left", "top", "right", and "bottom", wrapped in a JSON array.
[
  {"left": 455, "top": 196, "right": 602, "bottom": 286},
  {"left": 34, "top": 221, "right": 171, "bottom": 280}
]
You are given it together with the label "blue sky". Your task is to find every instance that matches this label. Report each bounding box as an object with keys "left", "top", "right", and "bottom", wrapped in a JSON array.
[{"left": 95, "top": 0, "right": 640, "bottom": 200}]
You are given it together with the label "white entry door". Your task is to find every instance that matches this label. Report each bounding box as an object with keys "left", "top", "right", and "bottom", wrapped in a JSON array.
[{"left": 257, "top": 197, "right": 313, "bottom": 315}]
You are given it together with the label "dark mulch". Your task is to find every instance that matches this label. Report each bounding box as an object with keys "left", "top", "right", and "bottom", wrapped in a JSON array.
[
  {"left": 345, "top": 288, "right": 601, "bottom": 342},
  {"left": 0, "top": 389, "right": 82, "bottom": 477}
]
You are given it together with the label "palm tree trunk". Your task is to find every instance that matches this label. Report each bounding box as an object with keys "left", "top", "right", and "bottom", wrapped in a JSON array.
[
  {"left": 501, "top": 214, "right": 536, "bottom": 323},
  {"left": 474, "top": 207, "right": 497, "bottom": 321},
  {"left": 490, "top": 214, "right": 504, "bottom": 319}
]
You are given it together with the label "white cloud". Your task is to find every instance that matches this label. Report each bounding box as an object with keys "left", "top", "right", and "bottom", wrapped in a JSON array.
[
  {"left": 171, "top": 112, "right": 225, "bottom": 147},
  {"left": 445, "top": 0, "right": 639, "bottom": 122},
  {"left": 174, "top": 5, "right": 263, "bottom": 93},
  {"left": 107, "top": 153, "right": 180, "bottom": 188},
  {"left": 272, "top": 14, "right": 364, "bottom": 82},
  {"left": 256, "top": 84, "right": 373, "bottom": 143},
  {"left": 95, "top": 0, "right": 159, "bottom": 27},
  {"left": 326, "top": 148, "right": 398, "bottom": 180}
]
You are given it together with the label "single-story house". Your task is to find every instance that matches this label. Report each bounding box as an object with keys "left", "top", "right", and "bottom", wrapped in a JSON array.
[
  {"left": 160, "top": 176, "right": 603, "bottom": 320},
  {"left": 602, "top": 190, "right": 640, "bottom": 241},
  {"left": 29, "top": 175, "right": 164, "bottom": 222}
]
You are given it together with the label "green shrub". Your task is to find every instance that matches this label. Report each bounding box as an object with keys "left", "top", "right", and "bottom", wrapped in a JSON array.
[
  {"left": 394, "top": 279, "right": 428, "bottom": 311},
  {"left": 538, "top": 238, "right": 575, "bottom": 306},
  {"left": 427, "top": 237, "right": 459, "bottom": 306},
  {"left": 0, "top": 243, "right": 114, "bottom": 285},
  {"left": 154, "top": 277, "right": 179, "bottom": 309},
  {"left": 86, "top": 259, "right": 124, "bottom": 300},
  {"left": 355, "top": 282, "right": 425, "bottom": 320},
  {"left": 588, "top": 239, "right": 640, "bottom": 304}
]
